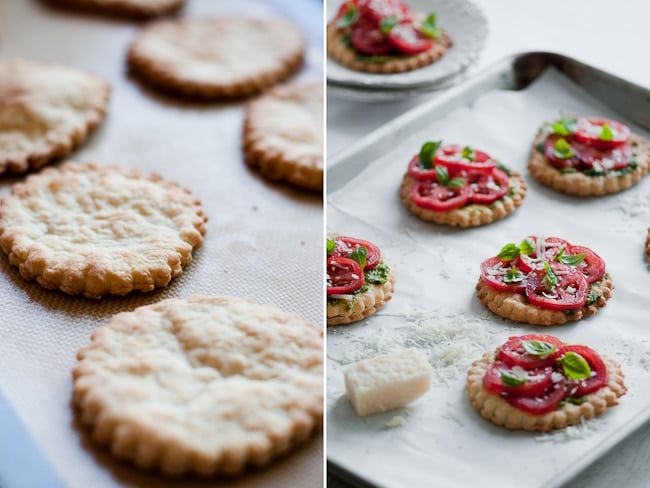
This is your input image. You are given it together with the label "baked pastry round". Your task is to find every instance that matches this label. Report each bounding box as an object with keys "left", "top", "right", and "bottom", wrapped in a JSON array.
[
  {"left": 467, "top": 334, "right": 626, "bottom": 431},
  {"left": 73, "top": 295, "right": 323, "bottom": 476},
  {"left": 128, "top": 18, "right": 304, "bottom": 99},
  {"left": 243, "top": 81, "right": 323, "bottom": 192},
  {"left": 327, "top": 235, "right": 395, "bottom": 326},
  {"left": 0, "top": 162, "right": 206, "bottom": 298},
  {"left": 529, "top": 116, "right": 650, "bottom": 196},
  {"left": 0, "top": 60, "right": 109, "bottom": 175}
]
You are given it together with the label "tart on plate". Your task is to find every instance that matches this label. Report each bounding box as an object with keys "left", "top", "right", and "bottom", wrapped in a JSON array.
[
  {"left": 476, "top": 236, "right": 613, "bottom": 325},
  {"left": 467, "top": 334, "right": 626, "bottom": 431},
  {"left": 327, "top": 0, "right": 452, "bottom": 74},
  {"left": 400, "top": 141, "right": 527, "bottom": 227},
  {"left": 327, "top": 235, "right": 395, "bottom": 326},
  {"left": 529, "top": 116, "right": 650, "bottom": 196}
]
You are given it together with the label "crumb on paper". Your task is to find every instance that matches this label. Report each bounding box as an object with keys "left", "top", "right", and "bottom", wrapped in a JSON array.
[{"left": 385, "top": 416, "right": 406, "bottom": 428}]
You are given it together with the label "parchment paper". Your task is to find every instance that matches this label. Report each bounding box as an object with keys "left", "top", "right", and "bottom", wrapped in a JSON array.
[
  {"left": 0, "top": 0, "right": 323, "bottom": 487},
  {"left": 327, "top": 69, "right": 650, "bottom": 488}
]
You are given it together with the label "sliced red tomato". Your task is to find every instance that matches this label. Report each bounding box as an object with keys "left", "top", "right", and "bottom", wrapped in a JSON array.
[
  {"left": 467, "top": 168, "right": 509, "bottom": 204},
  {"left": 525, "top": 262, "right": 588, "bottom": 311},
  {"left": 387, "top": 22, "right": 433, "bottom": 55},
  {"left": 544, "top": 134, "right": 582, "bottom": 169},
  {"left": 351, "top": 22, "right": 393, "bottom": 55},
  {"left": 574, "top": 117, "right": 631, "bottom": 150},
  {"left": 335, "top": 0, "right": 359, "bottom": 21},
  {"left": 407, "top": 154, "right": 438, "bottom": 180},
  {"left": 480, "top": 256, "right": 527, "bottom": 294},
  {"left": 516, "top": 236, "right": 570, "bottom": 273},
  {"left": 357, "top": 0, "right": 413, "bottom": 26},
  {"left": 484, "top": 363, "right": 554, "bottom": 398},
  {"left": 497, "top": 334, "right": 564, "bottom": 370},
  {"left": 327, "top": 256, "right": 364, "bottom": 295},
  {"left": 434, "top": 144, "right": 496, "bottom": 175},
  {"left": 576, "top": 143, "right": 633, "bottom": 171},
  {"left": 558, "top": 345, "right": 608, "bottom": 397},
  {"left": 507, "top": 382, "right": 567, "bottom": 415},
  {"left": 409, "top": 179, "right": 470, "bottom": 212},
  {"left": 332, "top": 236, "right": 381, "bottom": 270},
  {"left": 568, "top": 245, "right": 605, "bottom": 284}
]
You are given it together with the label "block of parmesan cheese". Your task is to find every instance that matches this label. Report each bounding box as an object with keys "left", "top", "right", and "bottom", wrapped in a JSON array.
[{"left": 343, "top": 348, "right": 432, "bottom": 417}]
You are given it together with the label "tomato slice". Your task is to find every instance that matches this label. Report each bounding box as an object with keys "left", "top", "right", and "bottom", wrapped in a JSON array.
[
  {"left": 409, "top": 179, "right": 470, "bottom": 212},
  {"left": 497, "top": 334, "right": 564, "bottom": 370},
  {"left": 335, "top": 0, "right": 359, "bottom": 21},
  {"left": 574, "top": 117, "right": 631, "bottom": 150},
  {"left": 484, "top": 363, "right": 554, "bottom": 398},
  {"left": 544, "top": 134, "right": 582, "bottom": 169},
  {"left": 434, "top": 144, "right": 496, "bottom": 175},
  {"left": 516, "top": 236, "right": 571, "bottom": 273},
  {"left": 507, "top": 382, "right": 567, "bottom": 415},
  {"left": 568, "top": 245, "right": 605, "bottom": 284},
  {"left": 327, "top": 256, "right": 364, "bottom": 295},
  {"left": 350, "top": 21, "right": 393, "bottom": 55},
  {"left": 480, "top": 256, "right": 527, "bottom": 294},
  {"left": 387, "top": 22, "right": 433, "bottom": 55},
  {"left": 467, "top": 168, "right": 509, "bottom": 204},
  {"left": 332, "top": 236, "right": 381, "bottom": 270},
  {"left": 357, "top": 0, "right": 413, "bottom": 26},
  {"left": 576, "top": 143, "right": 633, "bottom": 171},
  {"left": 558, "top": 345, "right": 609, "bottom": 397},
  {"left": 525, "top": 262, "right": 588, "bottom": 311},
  {"left": 407, "top": 154, "right": 438, "bottom": 180}
]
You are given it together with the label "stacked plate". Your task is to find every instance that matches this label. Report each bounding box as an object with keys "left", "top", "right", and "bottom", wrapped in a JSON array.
[{"left": 327, "top": 0, "right": 489, "bottom": 101}]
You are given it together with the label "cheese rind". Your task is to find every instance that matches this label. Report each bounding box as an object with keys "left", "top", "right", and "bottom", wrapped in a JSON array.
[{"left": 343, "top": 348, "right": 432, "bottom": 417}]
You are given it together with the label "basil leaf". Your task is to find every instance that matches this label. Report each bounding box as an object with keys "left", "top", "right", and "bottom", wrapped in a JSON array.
[
  {"left": 446, "top": 177, "right": 466, "bottom": 189},
  {"left": 326, "top": 238, "right": 335, "bottom": 255},
  {"left": 518, "top": 238, "right": 535, "bottom": 256},
  {"left": 521, "top": 340, "right": 557, "bottom": 358},
  {"left": 497, "top": 243, "right": 520, "bottom": 261},
  {"left": 379, "top": 16, "right": 399, "bottom": 34},
  {"left": 337, "top": 4, "right": 359, "bottom": 28},
  {"left": 586, "top": 292, "right": 600, "bottom": 306},
  {"left": 496, "top": 162, "right": 512, "bottom": 176},
  {"left": 599, "top": 123, "right": 614, "bottom": 141},
  {"left": 543, "top": 262, "right": 558, "bottom": 290},
  {"left": 503, "top": 267, "right": 524, "bottom": 284},
  {"left": 553, "top": 138, "right": 575, "bottom": 159},
  {"left": 558, "top": 351, "right": 591, "bottom": 380},
  {"left": 559, "top": 252, "right": 586, "bottom": 266},
  {"left": 350, "top": 245, "right": 367, "bottom": 269},
  {"left": 421, "top": 12, "right": 439, "bottom": 39},
  {"left": 562, "top": 396, "right": 588, "bottom": 406},
  {"left": 419, "top": 140, "right": 441, "bottom": 169},
  {"left": 501, "top": 370, "right": 528, "bottom": 387},
  {"left": 461, "top": 146, "right": 475, "bottom": 162},
  {"left": 435, "top": 165, "right": 449, "bottom": 185},
  {"left": 550, "top": 117, "right": 577, "bottom": 136}
]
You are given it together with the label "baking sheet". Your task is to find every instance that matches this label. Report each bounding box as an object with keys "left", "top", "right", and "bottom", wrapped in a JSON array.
[
  {"left": 327, "top": 68, "right": 650, "bottom": 488},
  {"left": 0, "top": 0, "right": 323, "bottom": 487}
]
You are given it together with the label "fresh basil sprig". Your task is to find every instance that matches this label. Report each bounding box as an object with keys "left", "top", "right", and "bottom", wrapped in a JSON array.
[
  {"left": 461, "top": 146, "right": 476, "bottom": 162},
  {"left": 519, "top": 238, "right": 535, "bottom": 256},
  {"left": 435, "top": 165, "right": 465, "bottom": 189},
  {"left": 497, "top": 243, "right": 520, "bottom": 261},
  {"left": 553, "top": 247, "right": 586, "bottom": 266},
  {"left": 421, "top": 13, "right": 439, "bottom": 39},
  {"left": 558, "top": 351, "right": 591, "bottom": 380},
  {"left": 501, "top": 370, "right": 528, "bottom": 387},
  {"left": 379, "top": 16, "right": 399, "bottom": 34},
  {"left": 550, "top": 117, "right": 577, "bottom": 136},
  {"left": 543, "top": 262, "right": 558, "bottom": 290},
  {"left": 337, "top": 3, "right": 359, "bottom": 28},
  {"left": 521, "top": 340, "right": 557, "bottom": 358},
  {"left": 350, "top": 245, "right": 367, "bottom": 269},
  {"left": 599, "top": 123, "right": 614, "bottom": 141},
  {"left": 419, "top": 140, "right": 442, "bottom": 169},
  {"left": 503, "top": 267, "right": 524, "bottom": 284},
  {"left": 553, "top": 138, "right": 575, "bottom": 159},
  {"left": 327, "top": 238, "right": 335, "bottom": 255}
]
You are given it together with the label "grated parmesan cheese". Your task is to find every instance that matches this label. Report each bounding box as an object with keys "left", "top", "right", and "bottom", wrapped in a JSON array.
[{"left": 535, "top": 417, "right": 607, "bottom": 443}]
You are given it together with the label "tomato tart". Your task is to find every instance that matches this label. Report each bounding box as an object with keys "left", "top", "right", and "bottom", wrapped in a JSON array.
[
  {"left": 327, "top": 0, "right": 452, "bottom": 74},
  {"left": 529, "top": 116, "right": 650, "bottom": 196},
  {"left": 476, "top": 236, "right": 613, "bottom": 326},
  {"left": 400, "top": 141, "right": 527, "bottom": 227},
  {"left": 467, "top": 334, "right": 626, "bottom": 431},
  {"left": 327, "top": 235, "right": 395, "bottom": 326}
]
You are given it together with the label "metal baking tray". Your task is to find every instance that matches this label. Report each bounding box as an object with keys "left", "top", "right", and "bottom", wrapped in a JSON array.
[{"left": 326, "top": 51, "right": 650, "bottom": 487}]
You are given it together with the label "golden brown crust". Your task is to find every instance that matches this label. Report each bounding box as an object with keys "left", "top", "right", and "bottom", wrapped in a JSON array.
[
  {"left": 0, "top": 60, "right": 110, "bottom": 175},
  {"left": 0, "top": 161, "right": 207, "bottom": 298},
  {"left": 326, "top": 22, "right": 451, "bottom": 74},
  {"left": 243, "top": 82, "right": 323, "bottom": 193},
  {"left": 128, "top": 18, "right": 305, "bottom": 100},
  {"left": 399, "top": 172, "right": 527, "bottom": 228},
  {"left": 44, "top": 0, "right": 185, "bottom": 18},
  {"left": 528, "top": 133, "right": 650, "bottom": 196},
  {"left": 475, "top": 275, "right": 614, "bottom": 326},
  {"left": 327, "top": 264, "right": 396, "bottom": 326},
  {"left": 467, "top": 351, "right": 627, "bottom": 432}
]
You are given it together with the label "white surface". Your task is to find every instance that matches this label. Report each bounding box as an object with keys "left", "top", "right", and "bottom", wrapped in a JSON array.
[
  {"left": 0, "top": 1, "right": 323, "bottom": 487},
  {"left": 327, "top": 69, "right": 650, "bottom": 487},
  {"left": 327, "top": 0, "right": 487, "bottom": 91},
  {"left": 327, "top": 0, "right": 650, "bottom": 157}
]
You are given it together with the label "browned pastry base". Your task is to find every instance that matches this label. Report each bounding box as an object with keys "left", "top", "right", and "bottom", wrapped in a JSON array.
[
  {"left": 467, "top": 352, "right": 626, "bottom": 431},
  {"left": 400, "top": 172, "right": 527, "bottom": 228},
  {"left": 327, "top": 22, "right": 452, "bottom": 74}
]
